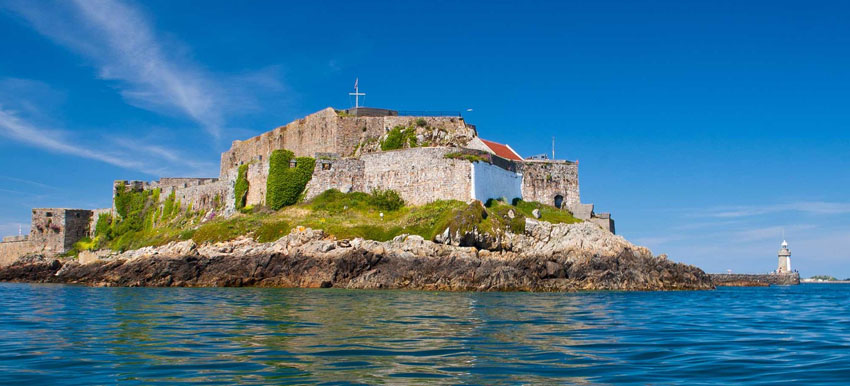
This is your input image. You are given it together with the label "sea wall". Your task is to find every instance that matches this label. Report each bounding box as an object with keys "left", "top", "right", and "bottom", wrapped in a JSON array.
[
  {"left": 0, "top": 238, "right": 34, "bottom": 267},
  {"left": 709, "top": 273, "right": 800, "bottom": 286}
]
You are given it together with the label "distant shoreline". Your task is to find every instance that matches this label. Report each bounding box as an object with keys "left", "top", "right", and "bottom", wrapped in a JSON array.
[{"left": 801, "top": 280, "right": 850, "bottom": 284}]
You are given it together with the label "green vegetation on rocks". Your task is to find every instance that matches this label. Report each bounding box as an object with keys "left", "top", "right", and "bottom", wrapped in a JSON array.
[
  {"left": 381, "top": 125, "right": 417, "bottom": 150},
  {"left": 234, "top": 164, "right": 249, "bottom": 211},
  {"left": 266, "top": 149, "right": 316, "bottom": 210},
  {"left": 82, "top": 185, "right": 582, "bottom": 252}
]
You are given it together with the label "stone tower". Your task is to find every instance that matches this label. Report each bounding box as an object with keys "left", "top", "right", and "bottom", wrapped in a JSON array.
[{"left": 777, "top": 240, "right": 792, "bottom": 274}]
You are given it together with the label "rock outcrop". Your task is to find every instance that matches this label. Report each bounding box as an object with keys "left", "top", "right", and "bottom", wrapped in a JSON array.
[{"left": 0, "top": 222, "right": 712, "bottom": 291}]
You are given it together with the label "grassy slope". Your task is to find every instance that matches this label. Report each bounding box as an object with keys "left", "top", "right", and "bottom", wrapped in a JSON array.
[{"left": 91, "top": 190, "right": 582, "bottom": 251}]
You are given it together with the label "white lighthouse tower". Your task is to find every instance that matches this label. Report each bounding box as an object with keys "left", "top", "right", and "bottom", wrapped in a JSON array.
[{"left": 777, "top": 240, "right": 792, "bottom": 274}]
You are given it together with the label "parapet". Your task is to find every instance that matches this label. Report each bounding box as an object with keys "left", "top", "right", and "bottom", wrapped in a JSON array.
[{"left": 2, "top": 235, "right": 28, "bottom": 243}]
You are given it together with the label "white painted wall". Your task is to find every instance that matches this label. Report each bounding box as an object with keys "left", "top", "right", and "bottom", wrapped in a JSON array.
[{"left": 472, "top": 162, "right": 523, "bottom": 203}]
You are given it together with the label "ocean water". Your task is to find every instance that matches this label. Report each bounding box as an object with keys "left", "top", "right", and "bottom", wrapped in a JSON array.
[{"left": 0, "top": 284, "right": 848, "bottom": 385}]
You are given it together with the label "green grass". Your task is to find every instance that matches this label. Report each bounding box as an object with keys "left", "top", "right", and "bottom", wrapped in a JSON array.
[
  {"left": 87, "top": 189, "right": 581, "bottom": 251},
  {"left": 512, "top": 198, "right": 582, "bottom": 224}
]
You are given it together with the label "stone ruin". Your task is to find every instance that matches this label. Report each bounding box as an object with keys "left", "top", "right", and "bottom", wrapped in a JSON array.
[{"left": 0, "top": 106, "right": 614, "bottom": 265}]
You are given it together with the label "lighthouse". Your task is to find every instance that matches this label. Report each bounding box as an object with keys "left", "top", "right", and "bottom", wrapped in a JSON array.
[{"left": 777, "top": 240, "right": 792, "bottom": 274}]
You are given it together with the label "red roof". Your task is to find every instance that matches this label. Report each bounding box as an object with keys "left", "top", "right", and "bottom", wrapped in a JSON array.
[{"left": 480, "top": 139, "right": 523, "bottom": 161}]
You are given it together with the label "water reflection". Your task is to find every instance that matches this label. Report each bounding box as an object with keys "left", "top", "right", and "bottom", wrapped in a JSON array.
[{"left": 1, "top": 284, "right": 849, "bottom": 385}]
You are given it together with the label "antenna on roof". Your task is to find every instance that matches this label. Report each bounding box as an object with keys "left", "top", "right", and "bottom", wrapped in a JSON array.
[
  {"left": 349, "top": 78, "right": 365, "bottom": 109},
  {"left": 552, "top": 136, "right": 555, "bottom": 160}
]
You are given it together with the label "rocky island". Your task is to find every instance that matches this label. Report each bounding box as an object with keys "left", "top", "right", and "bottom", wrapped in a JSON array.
[{"left": 0, "top": 107, "right": 712, "bottom": 291}]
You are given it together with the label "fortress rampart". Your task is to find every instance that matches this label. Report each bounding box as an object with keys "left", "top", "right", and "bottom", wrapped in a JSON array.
[
  {"left": 219, "top": 108, "right": 476, "bottom": 178},
  {"left": 1, "top": 105, "right": 616, "bottom": 264}
]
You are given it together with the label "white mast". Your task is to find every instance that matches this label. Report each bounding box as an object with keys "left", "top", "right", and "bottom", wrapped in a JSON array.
[{"left": 349, "top": 78, "right": 365, "bottom": 109}]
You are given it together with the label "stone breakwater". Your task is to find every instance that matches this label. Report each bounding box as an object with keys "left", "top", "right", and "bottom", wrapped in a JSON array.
[
  {"left": 0, "top": 221, "right": 713, "bottom": 291},
  {"left": 709, "top": 273, "right": 800, "bottom": 287}
]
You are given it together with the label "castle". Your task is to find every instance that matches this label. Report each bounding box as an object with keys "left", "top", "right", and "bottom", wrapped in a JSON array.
[{"left": 0, "top": 106, "right": 614, "bottom": 264}]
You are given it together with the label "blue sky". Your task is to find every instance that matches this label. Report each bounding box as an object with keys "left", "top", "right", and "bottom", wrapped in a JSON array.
[{"left": 1, "top": 0, "right": 848, "bottom": 277}]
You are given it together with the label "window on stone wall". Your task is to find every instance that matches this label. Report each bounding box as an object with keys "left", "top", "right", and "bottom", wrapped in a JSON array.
[
  {"left": 46, "top": 212, "right": 53, "bottom": 217},
  {"left": 322, "top": 162, "right": 332, "bottom": 170},
  {"left": 289, "top": 159, "right": 297, "bottom": 168}
]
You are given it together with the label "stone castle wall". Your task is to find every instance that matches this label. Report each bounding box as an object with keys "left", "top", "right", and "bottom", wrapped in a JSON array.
[
  {"left": 115, "top": 178, "right": 229, "bottom": 217},
  {"left": 220, "top": 108, "right": 343, "bottom": 178},
  {"left": 517, "top": 160, "right": 580, "bottom": 210},
  {"left": 219, "top": 108, "right": 478, "bottom": 178},
  {"left": 0, "top": 239, "right": 34, "bottom": 267},
  {"left": 166, "top": 180, "right": 229, "bottom": 213},
  {"left": 305, "top": 147, "right": 473, "bottom": 205},
  {"left": 360, "top": 148, "right": 472, "bottom": 205},
  {"left": 29, "top": 209, "right": 92, "bottom": 254},
  {"left": 304, "top": 158, "right": 366, "bottom": 199}
]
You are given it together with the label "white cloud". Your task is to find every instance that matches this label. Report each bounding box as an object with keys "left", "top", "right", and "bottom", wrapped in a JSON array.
[
  {"left": 1, "top": 0, "right": 255, "bottom": 139},
  {"left": 0, "top": 104, "right": 218, "bottom": 177},
  {"left": 0, "top": 106, "right": 144, "bottom": 169}
]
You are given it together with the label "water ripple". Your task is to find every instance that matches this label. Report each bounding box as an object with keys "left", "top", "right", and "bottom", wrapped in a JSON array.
[{"left": 0, "top": 283, "right": 849, "bottom": 384}]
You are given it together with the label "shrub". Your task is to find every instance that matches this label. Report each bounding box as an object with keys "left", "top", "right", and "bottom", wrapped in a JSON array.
[
  {"left": 369, "top": 189, "right": 404, "bottom": 211},
  {"left": 415, "top": 118, "right": 428, "bottom": 127},
  {"left": 381, "top": 125, "right": 417, "bottom": 151},
  {"left": 310, "top": 189, "right": 373, "bottom": 212},
  {"left": 266, "top": 149, "right": 316, "bottom": 210},
  {"left": 73, "top": 237, "right": 98, "bottom": 252},
  {"left": 234, "top": 164, "right": 249, "bottom": 210}
]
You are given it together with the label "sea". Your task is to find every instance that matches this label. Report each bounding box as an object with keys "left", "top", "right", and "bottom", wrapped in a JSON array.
[{"left": 0, "top": 283, "right": 848, "bottom": 385}]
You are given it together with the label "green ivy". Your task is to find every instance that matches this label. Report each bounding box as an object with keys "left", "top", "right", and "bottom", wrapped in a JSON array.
[
  {"left": 381, "top": 125, "right": 417, "bottom": 151},
  {"left": 111, "top": 183, "right": 156, "bottom": 238},
  {"left": 266, "top": 149, "right": 315, "bottom": 210},
  {"left": 162, "top": 190, "right": 176, "bottom": 220},
  {"left": 94, "top": 213, "right": 113, "bottom": 239},
  {"left": 234, "top": 164, "right": 249, "bottom": 210}
]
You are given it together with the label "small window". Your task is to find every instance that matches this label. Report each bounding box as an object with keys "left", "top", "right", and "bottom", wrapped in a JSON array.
[
  {"left": 289, "top": 160, "right": 297, "bottom": 168},
  {"left": 554, "top": 195, "right": 564, "bottom": 209},
  {"left": 46, "top": 212, "right": 53, "bottom": 217},
  {"left": 322, "top": 162, "right": 332, "bottom": 170}
]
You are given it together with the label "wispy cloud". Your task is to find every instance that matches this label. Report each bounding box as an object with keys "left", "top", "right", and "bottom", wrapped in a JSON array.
[
  {"left": 1, "top": 0, "right": 256, "bottom": 139},
  {"left": 0, "top": 106, "right": 144, "bottom": 169},
  {"left": 0, "top": 103, "right": 217, "bottom": 177},
  {"left": 0, "top": 175, "right": 59, "bottom": 191},
  {"left": 699, "top": 202, "right": 850, "bottom": 218}
]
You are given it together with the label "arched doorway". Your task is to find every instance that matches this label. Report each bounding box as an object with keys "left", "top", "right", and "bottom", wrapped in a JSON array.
[{"left": 554, "top": 195, "right": 564, "bottom": 209}]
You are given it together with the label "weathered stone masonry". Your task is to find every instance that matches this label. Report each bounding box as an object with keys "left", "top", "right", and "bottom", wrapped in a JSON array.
[{"left": 1, "top": 105, "right": 616, "bottom": 265}]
